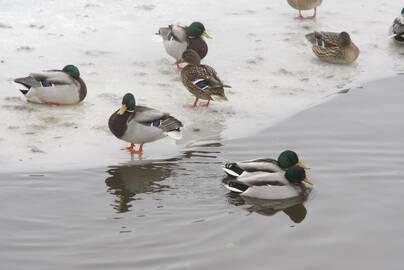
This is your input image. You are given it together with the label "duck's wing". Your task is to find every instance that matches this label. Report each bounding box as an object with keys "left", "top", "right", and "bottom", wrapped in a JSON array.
[
  {"left": 312, "top": 45, "right": 343, "bottom": 59},
  {"left": 131, "top": 106, "right": 183, "bottom": 135},
  {"left": 223, "top": 158, "right": 280, "bottom": 176},
  {"left": 132, "top": 106, "right": 168, "bottom": 123},
  {"left": 306, "top": 31, "right": 339, "bottom": 47},
  {"left": 29, "top": 71, "right": 75, "bottom": 85}
]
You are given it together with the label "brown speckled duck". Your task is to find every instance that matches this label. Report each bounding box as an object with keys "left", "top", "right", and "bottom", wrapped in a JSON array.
[
  {"left": 305, "top": 31, "right": 359, "bottom": 64},
  {"left": 180, "top": 49, "right": 230, "bottom": 108},
  {"left": 158, "top": 21, "right": 211, "bottom": 69},
  {"left": 287, "top": 0, "right": 322, "bottom": 19}
]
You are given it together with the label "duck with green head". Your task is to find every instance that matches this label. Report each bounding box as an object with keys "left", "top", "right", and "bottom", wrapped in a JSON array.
[
  {"left": 305, "top": 31, "right": 359, "bottom": 64},
  {"left": 157, "top": 21, "right": 212, "bottom": 69},
  {"left": 223, "top": 150, "right": 308, "bottom": 178},
  {"left": 108, "top": 93, "right": 183, "bottom": 154},
  {"left": 389, "top": 7, "right": 404, "bottom": 44},
  {"left": 180, "top": 49, "right": 230, "bottom": 108},
  {"left": 14, "top": 65, "right": 86, "bottom": 105},
  {"left": 224, "top": 166, "right": 313, "bottom": 200}
]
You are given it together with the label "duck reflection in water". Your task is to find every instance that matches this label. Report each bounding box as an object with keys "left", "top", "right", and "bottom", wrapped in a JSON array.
[
  {"left": 225, "top": 189, "right": 310, "bottom": 224},
  {"left": 105, "top": 162, "right": 176, "bottom": 213}
]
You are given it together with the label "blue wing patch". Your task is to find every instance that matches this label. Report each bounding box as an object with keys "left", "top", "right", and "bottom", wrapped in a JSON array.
[
  {"left": 193, "top": 79, "right": 209, "bottom": 90},
  {"left": 41, "top": 80, "right": 53, "bottom": 87},
  {"left": 151, "top": 119, "right": 161, "bottom": 127},
  {"left": 315, "top": 38, "right": 325, "bottom": 48},
  {"left": 166, "top": 31, "right": 174, "bottom": 41}
]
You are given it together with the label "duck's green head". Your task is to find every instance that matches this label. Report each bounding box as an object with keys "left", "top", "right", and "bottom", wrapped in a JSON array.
[
  {"left": 118, "top": 93, "right": 136, "bottom": 115},
  {"left": 62, "top": 65, "right": 80, "bottom": 78},
  {"left": 181, "top": 49, "right": 201, "bottom": 65},
  {"left": 285, "top": 166, "right": 313, "bottom": 186},
  {"left": 401, "top": 7, "right": 404, "bottom": 15},
  {"left": 278, "top": 150, "right": 309, "bottom": 169},
  {"left": 186, "top": 21, "right": 212, "bottom": 38}
]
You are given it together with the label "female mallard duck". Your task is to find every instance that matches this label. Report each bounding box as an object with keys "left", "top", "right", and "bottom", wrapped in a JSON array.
[
  {"left": 305, "top": 31, "right": 359, "bottom": 64},
  {"left": 14, "top": 65, "right": 86, "bottom": 105},
  {"left": 223, "top": 150, "right": 308, "bottom": 177},
  {"left": 287, "top": 0, "right": 322, "bottom": 19},
  {"left": 224, "top": 166, "right": 313, "bottom": 200},
  {"left": 158, "top": 21, "right": 211, "bottom": 69},
  {"left": 108, "top": 93, "right": 183, "bottom": 154},
  {"left": 389, "top": 7, "right": 404, "bottom": 44},
  {"left": 180, "top": 49, "right": 230, "bottom": 108}
]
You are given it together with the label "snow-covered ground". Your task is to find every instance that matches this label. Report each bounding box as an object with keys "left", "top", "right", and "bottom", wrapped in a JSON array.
[{"left": 0, "top": 0, "right": 403, "bottom": 172}]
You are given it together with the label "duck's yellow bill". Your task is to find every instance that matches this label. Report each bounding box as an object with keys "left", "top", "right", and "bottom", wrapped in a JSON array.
[
  {"left": 303, "top": 177, "right": 313, "bottom": 186},
  {"left": 118, "top": 104, "right": 127, "bottom": 115},
  {"left": 297, "top": 161, "right": 310, "bottom": 170},
  {"left": 202, "top": 31, "right": 212, "bottom": 39}
]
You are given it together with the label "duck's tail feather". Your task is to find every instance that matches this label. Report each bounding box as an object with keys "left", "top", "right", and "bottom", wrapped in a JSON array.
[
  {"left": 222, "top": 162, "right": 244, "bottom": 177},
  {"left": 305, "top": 33, "right": 316, "bottom": 45},
  {"left": 161, "top": 116, "right": 183, "bottom": 140},
  {"left": 224, "top": 181, "right": 249, "bottom": 193}
]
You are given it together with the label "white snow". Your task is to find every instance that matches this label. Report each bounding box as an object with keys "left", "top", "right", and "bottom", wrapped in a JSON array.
[{"left": 0, "top": 0, "right": 403, "bottom": 172}]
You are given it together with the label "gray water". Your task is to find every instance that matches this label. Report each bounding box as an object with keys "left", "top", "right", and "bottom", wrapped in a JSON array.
[{"left": 1, "top": 76, "right": 403, "bottom": 269}]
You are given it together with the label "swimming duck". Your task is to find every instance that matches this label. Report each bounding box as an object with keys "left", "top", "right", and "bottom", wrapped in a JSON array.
[
  {"left": 287, "top": 0, "right": 322, "bottom": 19},
  {"left": 389, "top": 7, "right": 404, "bottom": 44},
  {"left": 224, "top": 166, "right": 313, "bottom": 200},
  {"left": 180, "top": 49, "right": 230, "bottom": 108},
  {"left": 223, "top": 150, "right": 308, "bottom": 177},
  {"left": 108, "top": 93, "right": 183, "bottom": 154},
  {"left": 158, "top": 21, "right": 211, "bottom": 69},
  {"left": 305, "top": 31, "right": 359, "bottom": 64},
  {"left": 14, "top": 65, "right": 86, "bottom": 105}
]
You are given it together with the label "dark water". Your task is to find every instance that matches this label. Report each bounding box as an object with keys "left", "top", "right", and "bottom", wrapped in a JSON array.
[{"left": 1, "top": 76, "right": 403, "bottom": 269}]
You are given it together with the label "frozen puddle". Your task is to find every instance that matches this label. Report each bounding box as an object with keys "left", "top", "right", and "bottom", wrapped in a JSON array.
[{"left": 0, "top": 0, "right": 403, "bottom": 172}]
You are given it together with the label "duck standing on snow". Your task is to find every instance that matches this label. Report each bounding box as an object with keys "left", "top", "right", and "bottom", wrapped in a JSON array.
[
  {"left": 389, "top": 7, "right": 404, "bottom": 44},
  {"left": 287, "top": 0, "right": 322, "bottom": 19},
  {"left": 14, "top": 65, "right": 86, "bottom": 105},
  {"left": 108, "top": 93, "right": 183, "bottom": 154},
  {"left": 305, "top": 31, "right": 359, "bottom": 64},
  {"left": 158, "top": 21, "right": 211, "bottom": 69},
  {"left": 223, "top": 150, "right": 308, "bottom": 177},
  {"left": 224, "top": 166, "right": 313, "bottom": 200},
  {"left": 180, "top": 49, "right": 230, "bottom": 108}
]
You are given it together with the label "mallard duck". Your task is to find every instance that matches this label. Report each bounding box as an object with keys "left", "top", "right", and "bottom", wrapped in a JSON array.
[
  {"left": 223, "top": 150, "right": 308, "bottom": 177},
  {"left": 108, "top": 93, "right": 183, "bottom": 154},
  {"left": 287, "top": 0, "right": 322, "bottom": 19},
  {"left": 389, "top": 7, "right": 404, "bottom": 44},
  {"left": 158, "top": 21, "right": 211, "bottom": 69},
  {"left": 305, "top": 31, "right": 359, "bottom": 64},
  {"left": 14, "top": 65, "right": 86, "bottom": 105},
  {"left": 224, "top": 166, "right": 313, "bottom": 200},
  {"left": 180, "top": 49, "right": 230, "bottom": 108}
]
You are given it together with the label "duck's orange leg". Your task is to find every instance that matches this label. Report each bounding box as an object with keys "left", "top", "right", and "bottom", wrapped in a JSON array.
[
  {"left": 125, "top": 143, "right": 143, "bottom": 154},
  {"left": 183, "top": 97, "right": 199, "bottom": 108},
  {"left": 295, "top": 10, "right": 304, "bottom": 19},
  {"left": 201, "top": 100, "right": 210, "bottom": 107},
  {"left": 307, "top": 8, "right": 317, "bottom": 20}
]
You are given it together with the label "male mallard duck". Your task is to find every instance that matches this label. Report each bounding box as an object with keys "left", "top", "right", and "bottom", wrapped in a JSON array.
[
  {"left": 305, "top": 31, "right": 359, "bottom": 64},
  {"left": 14, "top": 65, "right": 86, "bottom": 105},
  {"left": 224, "top": 166, "right": 313, "bottom": 200},
  {"left": 389, "top": 7, "right": 404, "bottom": 44},
  {"left": 158, "top": 21, "right": 211, "bottom": 69},
  {"left": 108, "top": 93, "right": 183, "bottom": 154},
  {"left": 223, "top": 150, "right": 308, "bottom": 177},
  {"left": 180, "top": 49, "right": 230, "bottom": 108},
  {"left": 287, "top": 0, "right": 322, "bottom": 19}
]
